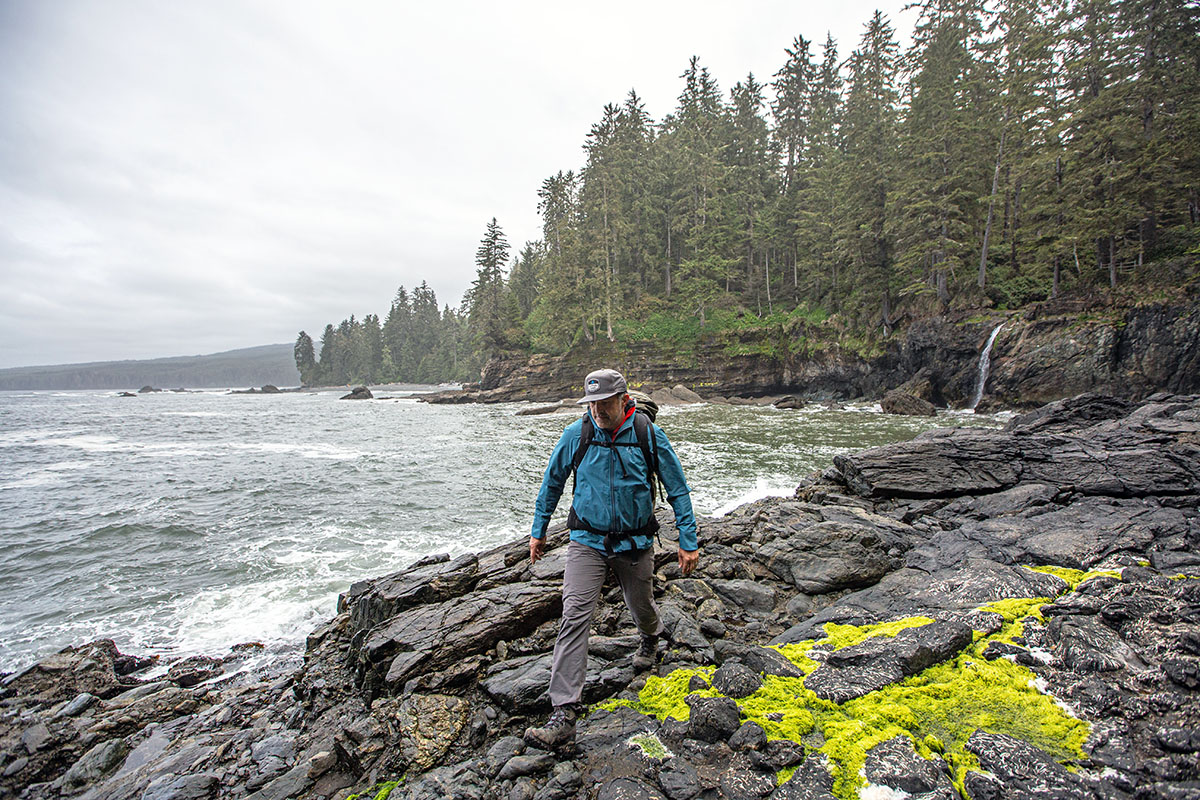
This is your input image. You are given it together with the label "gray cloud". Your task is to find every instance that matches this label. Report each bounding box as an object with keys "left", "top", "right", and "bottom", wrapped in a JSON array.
[{"left": 0, "top": 0, "right": 913, "bottom": 368}]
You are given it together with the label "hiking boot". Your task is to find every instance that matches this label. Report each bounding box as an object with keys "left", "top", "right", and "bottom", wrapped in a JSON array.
[
  {"left": 524, "top": 705, "right": 578, "bottom": 750},
  {"left": 633, "top": 634, "right": 658, "bottom": 671}
]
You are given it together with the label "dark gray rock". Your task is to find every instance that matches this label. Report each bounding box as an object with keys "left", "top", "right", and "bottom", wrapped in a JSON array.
[
  {"left": 1163, "top": 658, "right": 1200, "bottom": 690},
  {"left": 719, "top": 762, "right": 776, "bottom": 798},
  {"left": 387, "top": 760, "right": 488, "bottom": 800},
  {"left": 658, "top": 601, "right": 714, "bottom": 662},
  {"left": 55, "top": 692, "right": 99, "bottom": 718},
  {"left": 340, "top": 386, "right": 374, "bottom": 400},
  {"left": 141, "top": 772, "right": 220, "bottom": 800},
  {"left": 1047, "top": 615, "right": 1146, "bottom": 672},
  {"left": 597, "top": 777, "right": 667, "bottom": 800},
  {"left": 805, "top": 620, "right": 973, "bottom": 703},
  {"left": 964, "top": 730, "right": 1091, "bottom": 798},
  {"left": 496, "top": 753, "right": 554, "bottom": 781},
  {"left": 711, "top": 662, "right": 763, "bottom": 698},
  {"left": 863, "top": 736, "right": 952, "bottom": 794},
  {"left": 656, "top": 758, "right": 701, "bottom": 800},
  {"left": 357, "top": 580, "right": 562, "bottom": 694},
  {"left": 685, "top": 696, "right": 741, "bottom": 743},
  {"left": 768, "top": 756, "right": 837, "bottom": 800},
  {"left": 755, "top": 518, "right": 899, "bottom": 595},
  {"left": 482, "top": 736, "right": 525, "bottom": 778},
  {"left": 575, "top": 706, "right": 657, "bottom": 757},
  {"left": 729, "top": 721, "right": 768, "bottom": 751},
  {"left": 483, "top": 652, "right": 629, "bottom": 711},
  {"left": 1006, "top": 393, "right": 1133, "bottom": 434},
  {"left": 761, "top": 740, "right": 805, "bottom": 770},
  {"left": 882, "top": 390, "right": 937, "bottom": 416},
  {"left": 343, "top": 553, "right": 480, "bottom": 632},
  {"left": 61, "top": 738, "right": 129, "bottom": 788},
  {"left": 709, "top": 579, "right": 777, "bottom": 613}
]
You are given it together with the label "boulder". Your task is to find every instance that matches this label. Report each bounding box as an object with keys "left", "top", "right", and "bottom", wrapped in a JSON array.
[
  {"left": 340, "top": 386, "right": 374, "bottom": 400},
  {"left": 863, "top": 736, "right": 953, "bottom": 795},
  {"left": 685, "top": 696, "right": 741, "bottom": 743},
  {"left": 805, "top": 620, "right": 973, "bottom": 703},
  {"left": 881, "top": 390, "right": 937, "bottom": 417},
  {"left": 754, "top": 518, "right": 899, "bottom": 595},
  {"left": 711, "top": 663, "right": 762, "bottom": 698},
  {"left": 964, "top": 731, "right": 1091, "bottom": 798},
  {"left": 356, "top": 581, "right": 562, "bottom": 695}
]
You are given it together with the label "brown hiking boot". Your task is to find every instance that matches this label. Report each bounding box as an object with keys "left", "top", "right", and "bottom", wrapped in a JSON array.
[
  {"left": 524, "top": 705, "right": 578, "bottom": 750},
  {"left": 633, "top": 634, "right": 658, "bottom": 671}
]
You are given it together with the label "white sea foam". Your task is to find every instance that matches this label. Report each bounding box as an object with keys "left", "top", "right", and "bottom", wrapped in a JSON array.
[
  {"left": 162, "top": 411, "right": 232, "bottom": 418},
  {"left": 227, "top": 441, "right": 370, "bottom": 460},
  {"left": 708, "top": 477, "right": 798, "bottom": 517}
]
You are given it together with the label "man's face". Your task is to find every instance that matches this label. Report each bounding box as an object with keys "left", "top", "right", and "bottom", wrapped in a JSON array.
[{"left": 588, "top": 393, "right": 627, "bottom": 432}]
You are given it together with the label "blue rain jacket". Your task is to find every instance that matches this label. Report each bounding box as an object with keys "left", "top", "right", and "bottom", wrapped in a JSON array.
[{"left": 531, "top": 408, "right": 698, "bottom": 553}]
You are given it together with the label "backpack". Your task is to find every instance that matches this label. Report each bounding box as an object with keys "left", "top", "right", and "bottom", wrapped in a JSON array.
[{"left": 566, "top": 390, "right": 665, "bottom": 552}]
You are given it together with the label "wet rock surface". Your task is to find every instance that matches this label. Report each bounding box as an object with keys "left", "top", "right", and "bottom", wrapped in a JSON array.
[{"left": 2, "top": 393, "right": 1199, "bottom": 800}]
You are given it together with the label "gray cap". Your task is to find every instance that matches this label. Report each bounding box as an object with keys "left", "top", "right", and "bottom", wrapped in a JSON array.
[{"left": 577, "top": 368, "right": 627, "bottom": 404}]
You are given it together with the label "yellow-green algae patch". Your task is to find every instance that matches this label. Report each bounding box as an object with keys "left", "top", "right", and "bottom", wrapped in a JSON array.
[
  {"left": 815, "top": 616, "right": 935, "bottom": 650},
  {"left": 607, "top": 609, "right": 1090, "bottom": 800},
  {"left": 628, "top": 733, "right": 672, "bottom": 760},
  {"left": 1025, "top": 565, "right": 1121, "bottom": 589},
  {"left": 346, "top": 780, "right": 401, "bottom": 800}
]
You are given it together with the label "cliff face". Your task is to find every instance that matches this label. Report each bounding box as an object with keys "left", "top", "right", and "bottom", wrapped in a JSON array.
[{"left": 461, "top": 301, "right": 1200, "bottom": 409}]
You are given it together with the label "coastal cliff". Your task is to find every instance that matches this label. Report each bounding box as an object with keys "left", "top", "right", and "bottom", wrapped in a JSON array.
[
  {"left": 2, "top": 393, "right": 1199, "bottom": 799},
  {"left": 428, "top": 300, "right": 1200, "bottom": 409}
]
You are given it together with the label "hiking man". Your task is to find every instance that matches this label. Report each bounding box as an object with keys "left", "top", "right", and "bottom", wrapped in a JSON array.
[{"left": 524, "top": 368, "right": 699, "bottom": 749}]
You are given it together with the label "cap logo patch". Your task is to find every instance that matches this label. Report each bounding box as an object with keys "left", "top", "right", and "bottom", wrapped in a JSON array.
[{"left": 587, "top": 379, "right": 600, "bottom": 392}]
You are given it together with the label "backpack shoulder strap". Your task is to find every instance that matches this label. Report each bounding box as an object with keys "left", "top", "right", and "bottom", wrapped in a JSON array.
[
  {"left": 570, "top": 413, "right": 594, "bottom": 493},
  {"left": 632, "top": 410, "right": 661, "bottom": 505}
]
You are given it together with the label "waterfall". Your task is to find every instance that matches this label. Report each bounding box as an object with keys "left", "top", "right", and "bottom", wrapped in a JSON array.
[{"left": 970, "top": 322, "right": 1005, "bottom": 411}]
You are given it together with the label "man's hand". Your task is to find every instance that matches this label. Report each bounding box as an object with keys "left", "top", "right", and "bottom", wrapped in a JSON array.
[
  {"left": 678, "top": 547, "right": 699, "bottom": 576},
  {"left": 530, "top": 536, "right": 546, "bottom": 565}
]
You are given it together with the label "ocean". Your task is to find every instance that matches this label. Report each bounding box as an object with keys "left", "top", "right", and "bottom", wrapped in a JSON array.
[{"left": 0, "top": 388, "right": 1002, "bottom": 674}]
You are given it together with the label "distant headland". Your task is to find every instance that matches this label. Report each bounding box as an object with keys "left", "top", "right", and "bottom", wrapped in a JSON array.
[{"left": 0, "top": 344, "right": 300, "bottom": 391}]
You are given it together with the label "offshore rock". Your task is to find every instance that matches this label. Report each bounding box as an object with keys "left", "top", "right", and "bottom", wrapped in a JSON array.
[
  {"left": 881, "top": 390, "right": 937, "bottom": 416},
  {"left": 340, "top": 385, "right": 373, "bottom": 400}
]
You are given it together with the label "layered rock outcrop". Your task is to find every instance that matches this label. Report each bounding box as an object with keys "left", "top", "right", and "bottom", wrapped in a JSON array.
[
  {"left": 2, "top": 393, "right": 1198, "bottom": 800},
  {"left": 424, "top": 301, "right": 1200, "bottom": 409}
]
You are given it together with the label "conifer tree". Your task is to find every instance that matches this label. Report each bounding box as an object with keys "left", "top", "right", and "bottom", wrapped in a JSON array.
[
  {"left": 293, "top": 331, "right": 316, "bottom": 385},
  {"left": 840, "top": 11, "right": 902, "bottom": 329},
  {"left": 466, "top": 218, "right": 512, "bottom": 358}
]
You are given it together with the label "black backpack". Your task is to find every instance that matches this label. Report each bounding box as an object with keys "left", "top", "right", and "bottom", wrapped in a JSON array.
[{"left": 566, "top": 391, "right": 665, "bottom": 551}]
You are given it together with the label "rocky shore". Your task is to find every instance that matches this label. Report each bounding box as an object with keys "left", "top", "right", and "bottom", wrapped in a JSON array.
[
  {"left": 3, "top": 393, "right": 1199, "bottom": 800},
  {"left": 419, "top": 300, "right": 1200, "bottom": 409}
]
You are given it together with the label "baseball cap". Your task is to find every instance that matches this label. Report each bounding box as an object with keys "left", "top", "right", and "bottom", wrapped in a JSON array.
[{"left": 577, "top": 368, "right": 627, "bottom": 404}]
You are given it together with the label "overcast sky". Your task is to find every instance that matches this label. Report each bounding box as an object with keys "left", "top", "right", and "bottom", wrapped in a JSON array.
[{"left": 0, "top": 0, "right": 916, "bottom": 368}]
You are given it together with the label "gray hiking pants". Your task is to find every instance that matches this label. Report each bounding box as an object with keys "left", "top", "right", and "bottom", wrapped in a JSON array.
[{"left": 547, "top": 541, "right": 663, "bottom": 708}]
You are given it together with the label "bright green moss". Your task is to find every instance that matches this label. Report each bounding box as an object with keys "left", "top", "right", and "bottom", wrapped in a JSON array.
[
  {"left": 1026, "top": 565, "right": 1121, "bottom": 589},
  {"left": 628, "top": 733, "right": 671, "bottom": 760},
  {"left": 620, "top": 604, "right": 1089, "bottom": 800},
  {"left": 979, "top": 597, "right": 1050, "bottom": 623},
  {"left": 771, "top": 641, "right": 820, "bottom": 673},
  {"left": 602, "top": 666, "right": 717, "bottom": 720},
  {"left": 816, "top": 617, "right": 935, "bottom": 650},
  {"left": 346, "top": 781, "right": 401, "bottom": 800}
]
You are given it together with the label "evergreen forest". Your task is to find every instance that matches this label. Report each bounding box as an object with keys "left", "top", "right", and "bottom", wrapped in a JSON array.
[{"left": 296, "top": 0, "right": 1200, "bottom": 387}]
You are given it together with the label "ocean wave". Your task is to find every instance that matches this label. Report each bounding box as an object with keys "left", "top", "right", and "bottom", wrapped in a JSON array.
[{"left": 705, "top": 477, "right": 800, "bottom": 517}]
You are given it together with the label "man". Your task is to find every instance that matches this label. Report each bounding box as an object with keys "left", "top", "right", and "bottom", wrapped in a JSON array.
[{"left": 524, "top": 368, "right": 699, "bottom": 750}]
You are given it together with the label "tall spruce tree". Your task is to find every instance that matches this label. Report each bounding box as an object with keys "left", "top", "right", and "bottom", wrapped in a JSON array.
[{"left": 466, "top": 218, "right": 512, "bottom": 359}]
